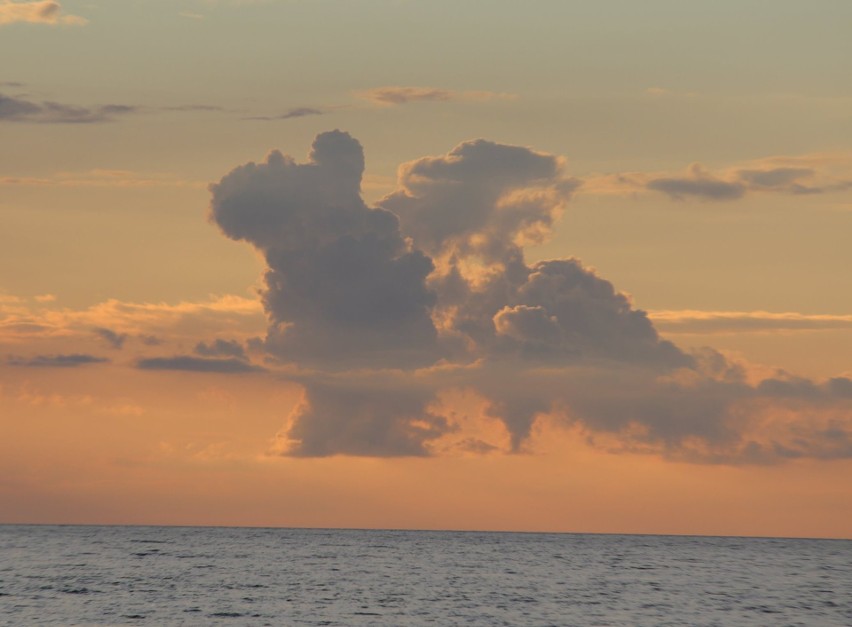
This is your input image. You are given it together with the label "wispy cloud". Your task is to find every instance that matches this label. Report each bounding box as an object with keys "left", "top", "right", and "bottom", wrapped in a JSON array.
[
  {"left": 243, "top": 107, "right": 325, "bottom": 121},
  {"left": 579, "top": 153, "right": 852, "bottom": 201},
  {"left": 0, "top": 93, "right": 135, "bottom": 123},
  {"left": 136, "top": 356, "right": 264, "bottom": 374},
  {"left": 0, "top": 294, "right": 264, "bottom": 347},
  {"left": 0, "top": 168, "right": 205, "bottom": 189},
  {"left": 6, "top": 353, "right": 108, "bottom": 367},
  {"left": 0, "top": 0, "right": 86, "bottom": 26},
  {"left": 162, "top": 104, "right": 227, "bottom": 112},
  {"left": 646, "top": 164, "right": 746, "bottom": 201},
  {"left": 355, "top": 86, "right": 516, "bottom": 107},
  {"left": 650, "top": 310, "right": 852, "bottom": 334}
]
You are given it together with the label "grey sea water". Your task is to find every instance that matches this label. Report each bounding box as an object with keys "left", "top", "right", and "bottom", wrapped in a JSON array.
[{"left": 0, "top": 525, "right": 849, "bottom": 626}]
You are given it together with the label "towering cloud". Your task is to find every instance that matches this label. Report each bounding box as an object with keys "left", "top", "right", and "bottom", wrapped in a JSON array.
[
  {"left": 210, "top": 132, "right": 852, "bottom": 462},
  {"left": 210, "top": 131, "right": 439, "bottom": 370}
]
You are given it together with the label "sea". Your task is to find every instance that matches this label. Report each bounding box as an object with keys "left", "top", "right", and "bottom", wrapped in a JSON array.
[{"left": 0, "top": 525, "right": 849, "bottom": 626}]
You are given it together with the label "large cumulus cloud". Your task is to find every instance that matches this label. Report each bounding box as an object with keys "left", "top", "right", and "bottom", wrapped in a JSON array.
[
  {"left": 210, "top": 131, "right": 439, "bottom": 369},
  {"left": 209, "top": 131, "right": 852, "bottom": 462}
]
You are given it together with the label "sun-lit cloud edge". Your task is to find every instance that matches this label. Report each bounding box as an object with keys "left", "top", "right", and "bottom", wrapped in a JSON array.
[
  {"left": 0, "top": 294, "right": 265, "bottom": 344},
  {"left": 0, "top": 0, "right": 86, "bottom": 26}
]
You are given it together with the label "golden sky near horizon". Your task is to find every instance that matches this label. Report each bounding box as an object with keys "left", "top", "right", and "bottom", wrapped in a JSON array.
[{"left": 1, "top": 0, "right": 851, "bottom": 538}]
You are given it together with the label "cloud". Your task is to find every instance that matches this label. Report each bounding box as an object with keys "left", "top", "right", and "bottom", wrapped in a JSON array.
[
  {"left": 210, "top": 130, "right": 440, "bottom": 369},
  {"left": 0, "top": 1, "right": 86, "bottom": 26},
  {"left": 0, "top": 168, "right": 204, "bottom": 189},
  {"left": 0, "top": 93, "right": 135, "bottom": 123},
  {"left": 93, "top": 327, "right": 127, "bottom": 349},
  {"left": 649, "top": 310, "right": 852, "bottom": 334},
  {"left": 0, "top": 294, "right": 264, "bottom": 347},
  {"left": 381, "top": 139, "right": 577, "bottom": 259},
  {"left": 136, "top": 356, "right": 263, "bottom": 373},
  {"left": 208, "top": 132, "right": 852, "bottom": 462},
  {"left": 278, "top": 379, "right": 449, "bottom": 457},
  {"left": 6, "top": 353, "right": 108, "bottom": 367},
  {"left": 583, "top": 154, "right": 852, "bottom": 201},
  {"left": 355, "top": 86, "right": 515, "bottom": 107},
  {"left": 244, "top": 107, "right": 325, "bottom": 121},
  {"left": 194, "top": 339, "right": 246, "bottom": 359},
  {"left": 646, "top": 164, "right": 746, "bottom": 201},
  {"left": 163, "top": 104, "right": 227, "bottom": 112}
]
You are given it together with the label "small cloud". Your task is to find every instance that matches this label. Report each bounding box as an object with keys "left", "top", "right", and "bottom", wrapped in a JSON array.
[
  {"left": 136, "top": 355, "right": 264, "bottom": 373},
  {"left": 650, "top": 310, "right": 852, "bottom": 335},
  {"left": 6, "top": 353, "right": 109, "bottom": 367},
  {"left": 34, "top": 293, "right": 56, "bottom": 303},
  {"left": 355, "top": 86, "right": 516, "bottom": 107},
  {"left": 194, "top": 338, "right": 247, "bottom": 359},
  {"left": 0, "top": 92, "right": 136, "bottom": 124},
  {"left": 244, "top": 107, "right": 325, "bottom": 121},
  {"left": 93, "top": 327, "right": 128, "bottom": 349},
  {"left": 646, "top": 164, "right": 745, "bottom": 201},
  {"left": 179, "top": 11, "right": 204, "bottom": 20},
  {"left": 0, "top": 1, "right": 87, "bottom": 26},
  {"left": 737, "top": 167, "right": 814, "bottom": 189},
  {"left": 582, "top": 153, "right": 852, "bottom": 202},
  {"left": 644, "top": 87, "right": 672, "bottom": 97},
  {"left": 163, "top": 104, "right": 226, "bottom": 112}
]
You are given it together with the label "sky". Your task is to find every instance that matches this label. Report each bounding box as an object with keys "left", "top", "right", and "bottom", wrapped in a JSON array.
[{"left": 1, "top": 0, "right": 851, "bottom": 538}]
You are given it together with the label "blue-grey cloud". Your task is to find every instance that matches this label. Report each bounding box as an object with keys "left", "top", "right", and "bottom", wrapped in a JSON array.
[
  {"left": 0, "top": 93, "right": 136, "bottom": 123},
  {"left": 136, "top": 355, "right": 263, "bottom": 373},
  {"left": 210, "top": 130, "right": 440, "bottom": 370},
  {"left": 194, "top": 339, "right": 246, "bottom": 359},
  {"left": 646, "top": 176, "right": 746, "bottom": 201},
  {"left": 6, "top": 353, "right": 109, "bottom": 367},
  {"left": 643, "top": 163, "right": 850, "bottom": 201},
  {"left": 93, "top": 327, "right": 127, "bottom": 349},
  {"left": 285, "top": 380, "right": 447, "bottom": 457}
]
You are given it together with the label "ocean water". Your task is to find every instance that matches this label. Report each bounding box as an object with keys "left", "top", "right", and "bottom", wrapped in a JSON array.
[{"left": 0, "top": 526, "right": 849, "bottom": 626}]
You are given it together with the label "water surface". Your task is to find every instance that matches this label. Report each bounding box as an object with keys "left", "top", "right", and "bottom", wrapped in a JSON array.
[{"left": 1, "top": 525, "right": 849, "bottom": 625}]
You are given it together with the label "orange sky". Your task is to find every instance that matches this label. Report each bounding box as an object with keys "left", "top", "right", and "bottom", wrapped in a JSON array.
[{"left": 2, "top": 0, "right": 851, "bottom": 538}]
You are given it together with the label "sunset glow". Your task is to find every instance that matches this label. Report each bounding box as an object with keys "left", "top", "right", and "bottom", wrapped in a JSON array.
[{"left": 2, "top": 0, "right": 851, "bottom": 539}]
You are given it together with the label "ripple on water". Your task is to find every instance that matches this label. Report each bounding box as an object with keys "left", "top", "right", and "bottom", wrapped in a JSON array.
[{"left": 0, "top": 527, "right": 850, "bottom": 626}]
